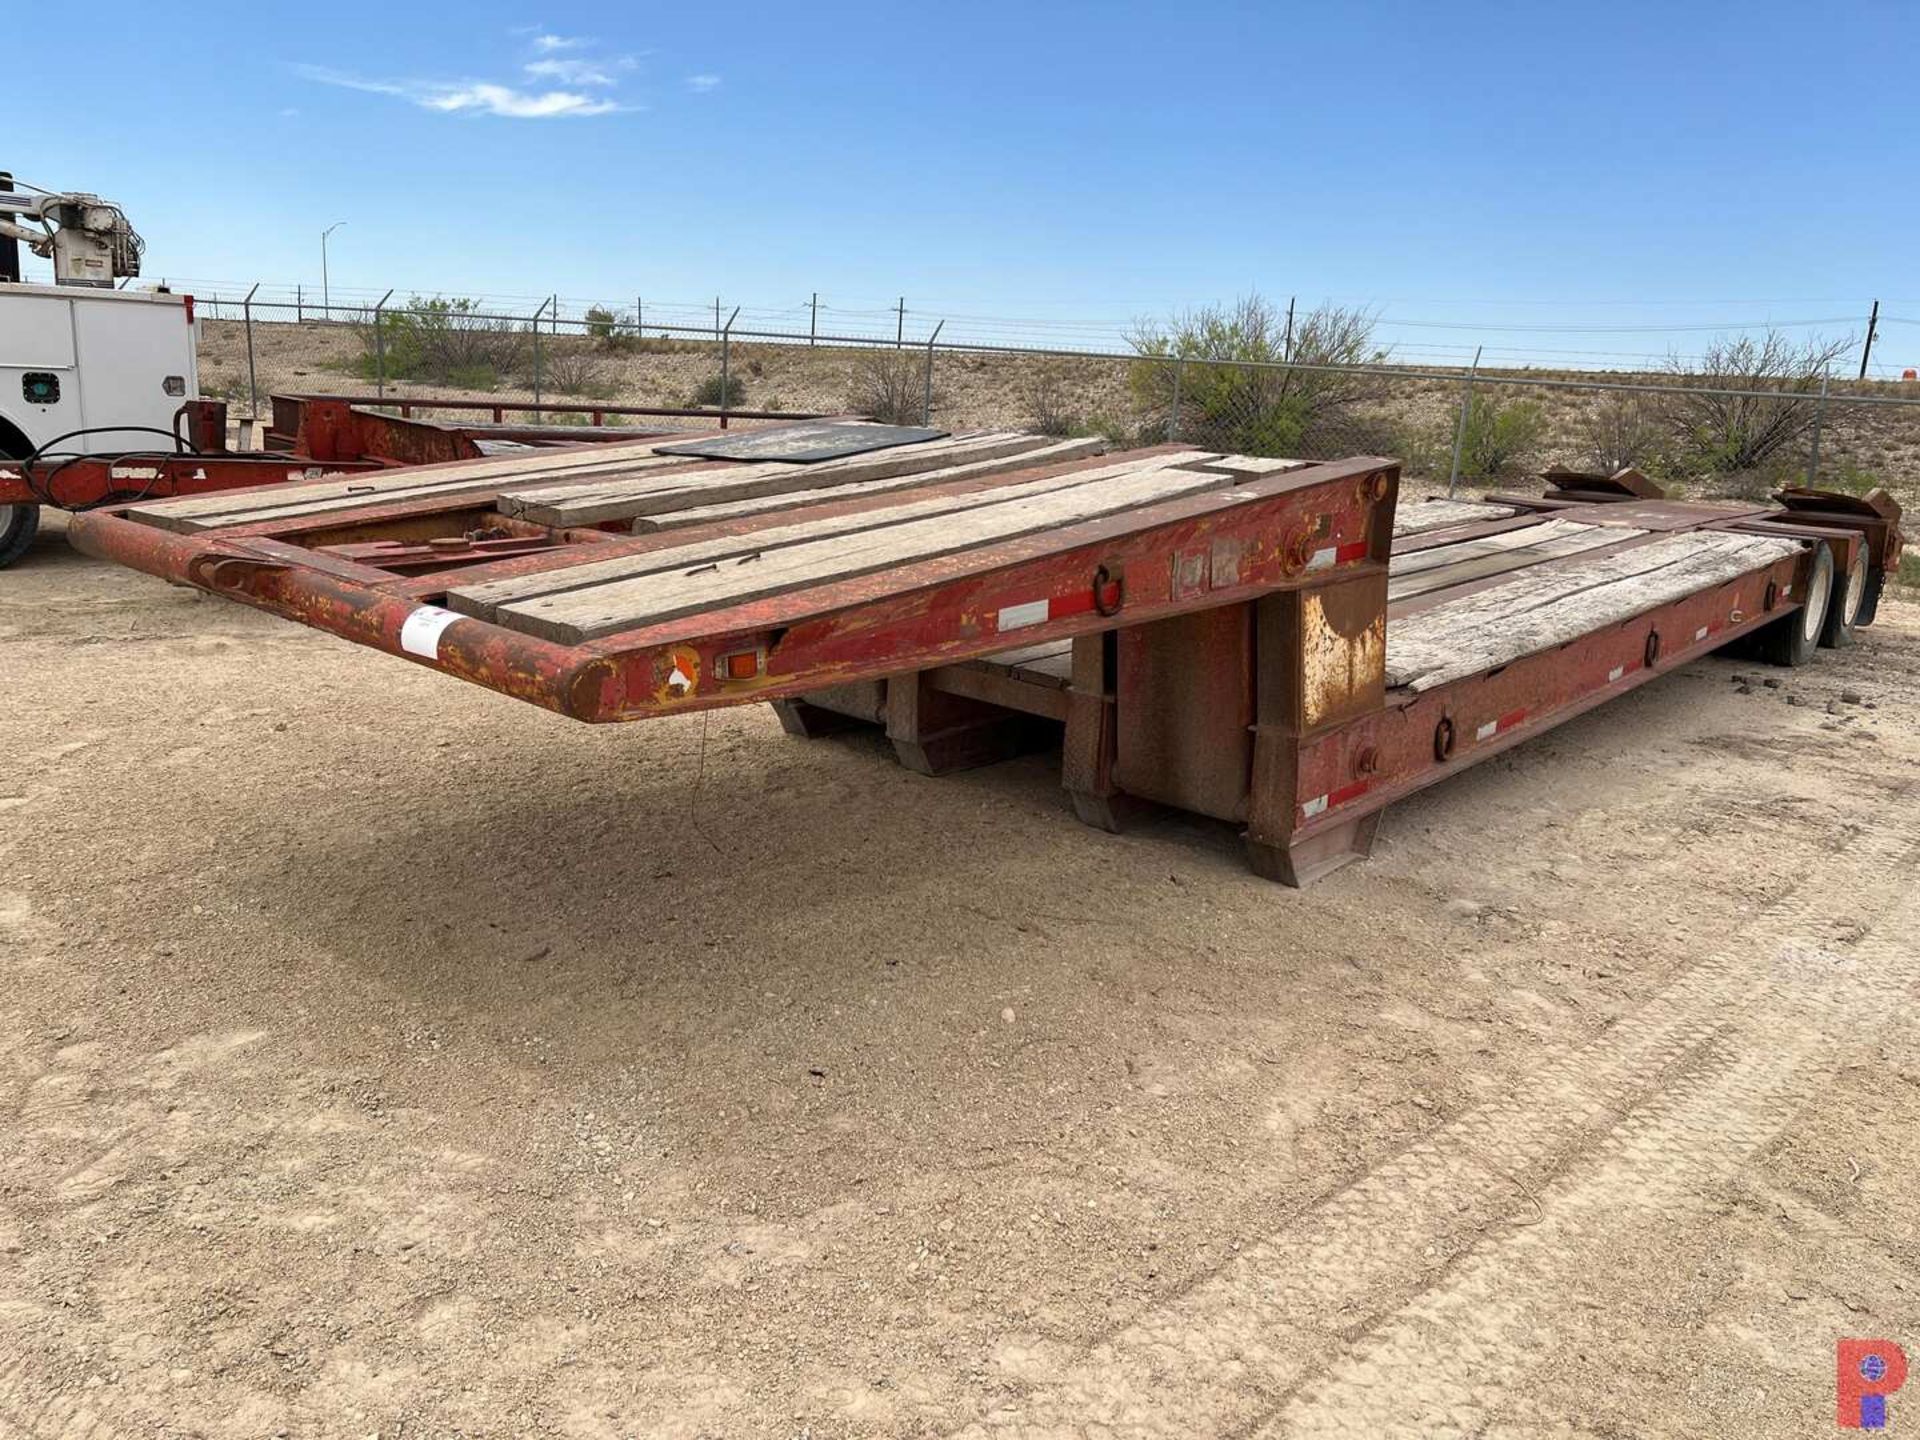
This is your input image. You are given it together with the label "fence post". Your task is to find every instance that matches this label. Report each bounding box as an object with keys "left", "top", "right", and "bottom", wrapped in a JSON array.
[
  {"left": 810, "top": 292, "right": 818, "bottom": 348},
  {"left": 896, "top": 296, "right": 905, "bottom": 349},
  {"left": 922, "top": 319, "right": 944, "bottom": 424},
  {"left": 1446, "top": 345, "right": 1484, "bottom": 498},
  {"left": 714, "top": 296, "right": 721, "bottom": 342},
  {"left": 372, "top": 287, "right": 395, "bottom": 400},
  {"left": 636, "top": 294, "right": 643, "bottom": 337},
  {"left": 1807, "top": 374, "right": 1830, "bottom": 486},
  {"left": 531, "top": 295, "right": 552, "bottom": 418},
  {"left": 241, "top": 282, "right": 260, "bottom": 433},
  {"left": 720, "top": 305, "right": 741, "bottom": 428},
  {"left": 1169, "top": 358, "right": 1184, "bottom": 441},
  {"left": 296, "top": 284, "right": 303, "bottom": 325}
]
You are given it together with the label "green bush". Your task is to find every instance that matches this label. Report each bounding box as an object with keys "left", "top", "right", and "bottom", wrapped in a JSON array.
[
  {"left": 691, "top": 372, "right": 747, "bottom": 408},
  {"left": 1127, "top": 296, "right": 1385, "bottom": 457},
  {"left": 355, "top": 296, "right": 526, "bottom": 386},
  {"left": 1449, "top": 394, "right": 1548, "bottom": 484},
  {"left": 584, "top": 305, "right": 619, "bottom": 341}
]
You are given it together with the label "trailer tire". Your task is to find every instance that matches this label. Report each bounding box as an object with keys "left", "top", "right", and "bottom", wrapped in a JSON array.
[
  {"left": 0, "top": 503, "right": 41, "bottom": 570},
  {"left": 1759, "top": 541, "right": 1832, "bottom": 668},
  {"left": 1820, "top": 549, "right": 1868, "bottom": 649},
  {"left": 1855, "top": 567, "right": 1884, "bottom": 629}
]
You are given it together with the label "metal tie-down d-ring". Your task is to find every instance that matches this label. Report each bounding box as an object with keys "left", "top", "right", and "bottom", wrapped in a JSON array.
[{"left": 1094, "top": 564, "right": 1124, "bottom": 618}]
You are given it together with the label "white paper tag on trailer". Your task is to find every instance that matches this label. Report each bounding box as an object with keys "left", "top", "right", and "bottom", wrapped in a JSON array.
[{"left": 399, "top": 605, "right": 464, "bottom": 660}]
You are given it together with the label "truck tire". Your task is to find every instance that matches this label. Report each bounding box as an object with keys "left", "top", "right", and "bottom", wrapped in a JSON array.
[
  {"left": 0, "top": 503, "right": 40, "bottom": 569},
  {"left": 1759, "top": 541, "right": 1832, "bottom": 668},
  {"left": 1820, "top": 549, "right": 1868, "bottom": 648},
  {"left": 1855, "top": 567, "right": 1884, "bottom": 629}
]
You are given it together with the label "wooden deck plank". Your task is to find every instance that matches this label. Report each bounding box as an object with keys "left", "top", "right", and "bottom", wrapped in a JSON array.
[
  {"left": 1391, "top": 498, "right": 1521, "bottom": 538},
  {"left": 445, "top": 450, "right": 1204, "bottom": 622},
  {"left": 124, "top": 436, "right": 705, "bottom": 532},
  {"left": 635, "top": 436, "right": 1113, "bottom": 532},
  {"left": 1386, "top": 519, "right": 1642, "bottom": 603},
  {"left": 500, "top": 432, "right": 1055, "bottom": 528},
  {"left": 493, "top": 467, "right": 1240, "bottom": 644},
  {"left": 1385, "top": 532, "right": 1800, "bottom": 692}
]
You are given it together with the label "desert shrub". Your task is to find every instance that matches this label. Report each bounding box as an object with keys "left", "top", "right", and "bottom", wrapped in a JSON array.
[
  {"left": 355, "top": 296, "right": 526, "bottom": 386},
  {"left": 1127, "top": 297, "right": 1386, "bottom": 457},
  {"left": 1022, "top": 363, "right": 1081, "bottom": 437},
  {"left": 690, "top": 372, "right": 748, "bottom": 408},
  {"left": 584, "top": 305, "right": 619, "bottom": 341},
  {"left": 1449, "top": 394, "right": 1548, "bottom": 484},
  {"left": 1663, "top": 331, "right": 1853, "bottom": 477},
  {"left": 537, "top": 345, "right": 613, "bottom": 398},
  {"left": 1809, "top": 458, "right": 1881, "bottom": 496},
  {"left": 847, "top": 348, "right": 932, "bottom": 425},
  {"left": 1581, "top": 390, "right": 1669, "bottom": 474}
]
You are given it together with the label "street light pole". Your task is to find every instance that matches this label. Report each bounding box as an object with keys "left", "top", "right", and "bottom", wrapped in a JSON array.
[{"left": 320, "top": 221, "right": 346, "bottom": 316}]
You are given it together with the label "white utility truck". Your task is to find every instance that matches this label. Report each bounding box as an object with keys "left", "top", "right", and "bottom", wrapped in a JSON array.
[{"left": 0, "top": 171, "right": 200, "bottom": 565}]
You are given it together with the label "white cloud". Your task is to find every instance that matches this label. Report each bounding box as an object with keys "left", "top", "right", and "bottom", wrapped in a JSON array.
[
  {"left": 524, "top": 55, "right": 631, "bottom": 86},
  {"left": 424, "top": 83, "right": 620, "bottom": 118},
  {"left": 297, "top": 60, "right": 628, "bottom": 119},
  {"left": 686, "top": 73, "right": 721, "bottom": 92},
  {"left": 532, "top": 32, "right": 587, "bottom": 51}
]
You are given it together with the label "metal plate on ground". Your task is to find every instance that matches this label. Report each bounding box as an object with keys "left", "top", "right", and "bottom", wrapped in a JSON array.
[{"left": 652, "top": 422, "right": 948, "bottom": 464}]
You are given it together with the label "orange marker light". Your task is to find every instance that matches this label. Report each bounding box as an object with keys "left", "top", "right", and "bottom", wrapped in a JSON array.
[{"left": 722, "top": 650, "right": 760, "bottom": 680}]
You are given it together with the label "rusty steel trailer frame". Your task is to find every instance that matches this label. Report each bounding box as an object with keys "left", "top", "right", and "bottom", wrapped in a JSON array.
[{"left": 66, "top": 439, "right": 1898, "bottom": 885}]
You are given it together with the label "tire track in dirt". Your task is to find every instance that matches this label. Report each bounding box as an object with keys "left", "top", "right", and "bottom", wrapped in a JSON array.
[
  {"left": 1259, "top": 906, "right": 1920, "bottom": 1437},
  {"left": 960, "top": 812, "right": 1920, "bottom": 1438},
  {"left": 0, "top": 1357, "right": 124, "bottom": 1440}
]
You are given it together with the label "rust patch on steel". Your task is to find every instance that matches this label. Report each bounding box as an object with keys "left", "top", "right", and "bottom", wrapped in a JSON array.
[{"left": 1301, "top": 587, "right": 1385, "bottom": 730}]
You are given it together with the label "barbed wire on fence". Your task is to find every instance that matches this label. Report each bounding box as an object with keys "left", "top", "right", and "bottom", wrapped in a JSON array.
[
  {"left": 142, "top": 273, "right": 1918, "bottom": 378},
  {"left": 176, "top": 284, "right": 1920, "bottom": 508}
]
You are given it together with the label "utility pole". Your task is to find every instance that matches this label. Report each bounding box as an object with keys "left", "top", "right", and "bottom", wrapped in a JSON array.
[
  {"left": 896, "top": 296, "right": 906, "bottom": 349},
  {"left": 810, "top": 292, "right": 818, "bottom": 347},
  {"left": 1859, "top": 299, "right": 1880, "bottom": 381},
  {"left": 320, "top": 221, "right": 346, "bottom": 315},
  {"left": 1283, "top": 295, "right": 1296, "bottom": 363},
  {"left": 714, "top": 296, "right": 721, "bottom": 341}
]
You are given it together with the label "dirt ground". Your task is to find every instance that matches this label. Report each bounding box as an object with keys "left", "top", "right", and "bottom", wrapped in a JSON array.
[{"left": 3, "top": 511, "right": 1919, "bottom": 1438}]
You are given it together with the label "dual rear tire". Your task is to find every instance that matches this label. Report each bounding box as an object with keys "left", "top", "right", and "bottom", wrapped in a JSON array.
[{"left": 1757, "top": 541, "right": 1833, "bottom": 669}]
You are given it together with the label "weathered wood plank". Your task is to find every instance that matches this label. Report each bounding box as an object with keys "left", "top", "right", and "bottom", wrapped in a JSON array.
[
  {"left": 493, "top": 467, "right": 1241, "bottom": 643},
  {"left": 1181, "top": 454, "right": 1308, "bottom": 480},
  {"left": 636, "top": 436, "right": 1114, "bottom": 532},
  {"left": 500, "top": 432, "right": 1055, "bottom": 528},
  {"left": 1385, "top": 532, "right": 1800, "bottom": 691},
  {"left": 445, "top": 450, "right": 1203, "bottom": 622},
  {"left": 1387, "top": 519, "right": 1643, "bottom": 602},
  {"left": 1391, "top": 498, "right": 1521, "bottom": 538},
  {"left": 125, "top": 435, "right": 707, "bottom": 532}
]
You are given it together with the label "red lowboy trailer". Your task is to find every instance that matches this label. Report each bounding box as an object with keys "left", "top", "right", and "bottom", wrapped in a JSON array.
[{"left": 67, "top": 423, "right": 1903, "bottom": 885}]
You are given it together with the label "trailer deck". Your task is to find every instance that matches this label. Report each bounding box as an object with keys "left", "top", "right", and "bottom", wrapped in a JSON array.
[{"left": 67, "top": 425, "right": 1903, "bottom": 885}]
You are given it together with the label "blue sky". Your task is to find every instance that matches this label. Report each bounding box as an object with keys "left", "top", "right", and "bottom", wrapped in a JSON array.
[{"left": 9, "top": 0, "right": 1918, "bottom": 368}]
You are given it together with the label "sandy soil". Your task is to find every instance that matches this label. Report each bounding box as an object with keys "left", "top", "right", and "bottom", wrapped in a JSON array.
[{"left": 2, "top": 513, "right": 1919, "bottom": 1438}]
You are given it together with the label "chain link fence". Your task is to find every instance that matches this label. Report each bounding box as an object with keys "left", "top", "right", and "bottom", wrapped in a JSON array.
[{"left": 192, "top": 298, "right": 1920, "bottom": 518}]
